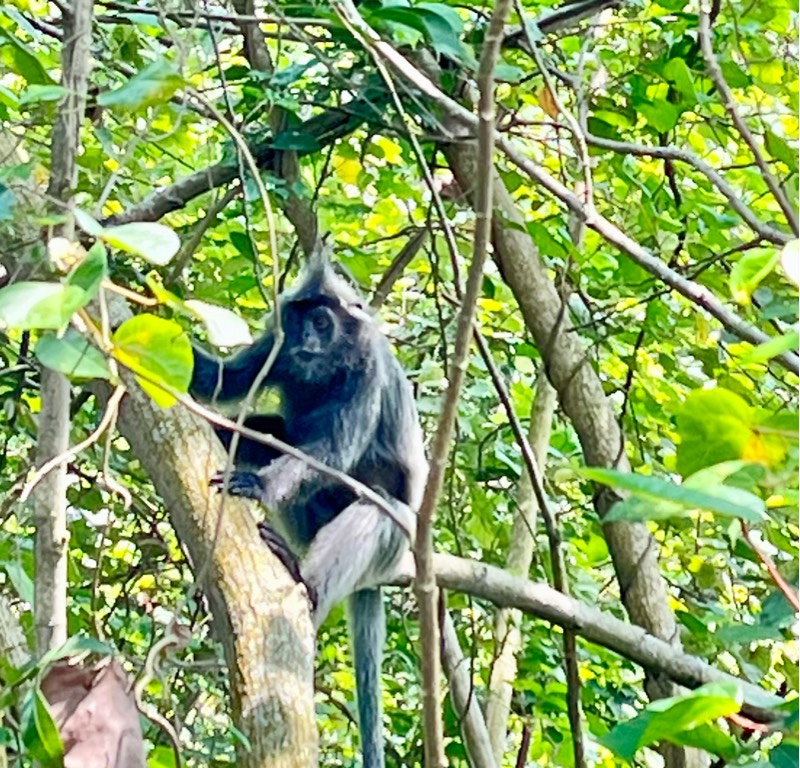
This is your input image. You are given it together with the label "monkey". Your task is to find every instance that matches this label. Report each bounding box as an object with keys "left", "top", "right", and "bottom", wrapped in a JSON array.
[{"left": 190, "top": 254, "right": 427, "bottom": 768}]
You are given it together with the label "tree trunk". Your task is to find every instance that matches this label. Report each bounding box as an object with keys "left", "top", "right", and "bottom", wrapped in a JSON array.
[{"left": 444, "top": 143, "right": 708, "bottom": 768}]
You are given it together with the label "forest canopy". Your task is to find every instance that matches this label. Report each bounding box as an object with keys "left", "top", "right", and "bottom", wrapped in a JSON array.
[{"left": 0, "top": 0, "right": 797, "bottom": 767}]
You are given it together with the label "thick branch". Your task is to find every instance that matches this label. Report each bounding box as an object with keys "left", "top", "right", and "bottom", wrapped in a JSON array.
[
  {"left": 103, "top": 298, "right": 318, "bottom": 768},
  {"left": 395, "top": 553, "right": 780, "bottom": 723}
]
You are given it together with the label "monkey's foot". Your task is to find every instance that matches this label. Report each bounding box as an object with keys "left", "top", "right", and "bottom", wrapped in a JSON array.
[
  {"left": 256, "top": 522, "right": 318, "bottom": 610},
  {"left": 210, "top": 470, "right": 263, "bottom": 500}
]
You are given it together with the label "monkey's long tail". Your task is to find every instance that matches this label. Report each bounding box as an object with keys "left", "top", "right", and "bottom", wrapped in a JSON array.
[{"left": 349, "top": 588, "right": 386, "bottom": 768}]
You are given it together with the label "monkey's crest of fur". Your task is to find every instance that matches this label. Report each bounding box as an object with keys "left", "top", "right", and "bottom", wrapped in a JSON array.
[{"left": 291, "top": 247, "right": 370, "bottom": 318}]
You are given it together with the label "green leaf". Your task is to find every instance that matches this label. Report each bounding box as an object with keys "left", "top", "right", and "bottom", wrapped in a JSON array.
[
  {"left": 417, "top": 4, "right": 471, "bottom": 63},
  {"left": 19, "top": 85, "right": 66, "bottom": 105},
  {"left": 269, "top": 61, "right": 317, "bottom": 88},
  {"left": 0, "top": 27, "right": 55, "bottom": 85},
  {"left": 148, "top": 744, "right": 179, "bottom": 768},
  {"left": 112, "top": 315, "right": 192, "bottom": 407},
  {"left": 600, "top": 683, "right": 742, "bottom": 762},
  {"left": 35, "top": 331, "right": 113, "bottom": 381},
  {"left": 65, "top": 242, "right": 108, "bottom": 299},
  {"left": 3, "top": 560, "right": 34, "bottom": 604},
  {"left": 770, "top": 739, "right": 800, "bottom": 768},
  {"left": 635, "top": 100, "right": 680, "bottom": 132},
  {"left": 663, "top": 58, "right": 697, "bottom": 101},
  {"left": 765, "top": 130, "right": 799, "bottom": 173},
  {"left": 580, "top": 467, "right": 766, "bottom": 523},
  {"left": 676, "top": 389, "right": 753, "bottom": 476},
  {"left": 370, "top": 3, "right": 472, "bottom": 64},
  {"left": 0, "top": 282, "right": 86, "bottom": 330},
  {"left": 229, "top": 231, "right": 255, "bottom": 260},
  {"left": 100, "top": 222, "right": 180, "bottom": 265},
  {"left": 741, "top": 330, "right": 800, "bottom": 364},
  {"left": 74, "top": 209, "right": 104, "bottom": 237},
  {"left": 729, "top": 249, "right": 780, "bottom": 304},
  {"left": 184, "top": 300, "right": 253, "bottom": 347},
  {"left": 21, "top": 688, "right": 64, "bottom": 767},
  {"left": 97, "top": 59, "right": 183, "bottom": 110},
  {"left": 270, "top": 130, "right": 321, "bottom": 152}
]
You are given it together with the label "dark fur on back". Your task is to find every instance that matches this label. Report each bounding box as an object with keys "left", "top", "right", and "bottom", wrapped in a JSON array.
[{"left": 190, "top": 259, "right": 426, "bottom": 768}]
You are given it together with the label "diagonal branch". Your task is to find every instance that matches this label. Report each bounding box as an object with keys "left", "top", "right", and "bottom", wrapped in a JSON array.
[
  {"left": 395, "top": 553, "right": 782, "bottom": 725},
  {"left": 697, "top": 0, "right": 798, "bottom": 235},
  {"left": 104, "top": 99, "right": 389, "bottom": 226}
]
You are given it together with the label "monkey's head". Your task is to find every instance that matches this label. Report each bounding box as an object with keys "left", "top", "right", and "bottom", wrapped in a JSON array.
[{"left": 281, "top": 261, "right": 375, "bottom": 383}]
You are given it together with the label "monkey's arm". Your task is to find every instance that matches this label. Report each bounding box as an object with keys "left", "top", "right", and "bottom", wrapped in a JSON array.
[{"left": 190, "top": 328, "right": 276, "bottom": 402}]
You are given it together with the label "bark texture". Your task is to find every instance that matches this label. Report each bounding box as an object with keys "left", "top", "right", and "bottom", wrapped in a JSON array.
[{"left": 445, "top": 143, "right": 707, "bottom": 767}]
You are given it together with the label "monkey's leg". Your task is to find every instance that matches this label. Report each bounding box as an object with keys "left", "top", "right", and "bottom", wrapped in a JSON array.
[
  {"left": 256, "top": 521, "right": 318, "bottom": 609},
  {"left": 302, "top": 499, "right": 410, "bottom": 768},
  {"left": 300, "top": 499, "right": 409, "bottom": 627}
]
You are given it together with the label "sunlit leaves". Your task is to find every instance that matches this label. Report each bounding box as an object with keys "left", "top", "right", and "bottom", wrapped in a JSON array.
[
  {"left": 0, "top": 241, "right": 107, "bottom": 330},
  {"left": 0, "top": 26, "right": 55, "bottom": 85},
  {"left": 600, "top": 683, "right": 742, "bottom": 762},
  {"left": 112, "top": 315, "right": 192, "bottom": 407},
  {"left": 729, "top": 248, "right": 779, "bottom": 304},
  {"left": 35, "top": 330, "right": 112, "bottom": 381},
  {"left": 20, "top": 688, "right": 64, "bottom": 767},
  {"left": 184, "top": 300, "right": 253, "bottom": 347},
  {"left": 75, "top": 211, "right": 180, "bottom": 265},
  {"left": 0, "top": 282, "right": 80, "bottom": 330},
  {"left": 97, "top": 59, "right": 183, "bottom": 110},
  {"left": 580, "top": 465, "right": 767, "bottom": 523},
  {"left": 675, "top": 389, "right": 792, "bottom": 475},
  {"left": 66, "top": 242, "right": 108, "bottom": 297},
  {"left": 100, "top": 223, "right": 180, "bottom": 265}
]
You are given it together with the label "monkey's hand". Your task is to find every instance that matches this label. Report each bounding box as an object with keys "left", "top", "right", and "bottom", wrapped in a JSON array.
[
  {"left": 210, "top": 470, "right": 264, "bottom": 500},
  {"left": 256, "top": 522, "right": 318, "bottom": 611}
]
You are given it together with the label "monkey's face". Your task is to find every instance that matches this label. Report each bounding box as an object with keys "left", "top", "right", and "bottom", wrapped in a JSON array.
[{"left": 284, "top": 298, "right": 368, "bottom": 382}]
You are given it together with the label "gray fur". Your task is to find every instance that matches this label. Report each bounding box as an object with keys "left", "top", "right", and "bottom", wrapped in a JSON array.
[{"left": 191, "top": 260, "right": 427, "bottom": 767}]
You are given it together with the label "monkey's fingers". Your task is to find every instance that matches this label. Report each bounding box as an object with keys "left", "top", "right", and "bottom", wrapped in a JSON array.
[{"left": 210, "top": 470, "right": 263, "bottom": 500}]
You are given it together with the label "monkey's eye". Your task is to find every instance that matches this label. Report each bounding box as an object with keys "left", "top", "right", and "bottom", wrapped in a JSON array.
[{"left": 312, "top": 313, "right": 331, "bottom": 332}]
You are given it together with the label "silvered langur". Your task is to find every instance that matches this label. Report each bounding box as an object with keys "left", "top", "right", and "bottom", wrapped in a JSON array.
[{"left": 190, "top": 254, "right": 427, "bottom": 768}]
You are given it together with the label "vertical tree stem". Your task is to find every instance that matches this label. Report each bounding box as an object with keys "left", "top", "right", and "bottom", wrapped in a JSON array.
[{"left": 33, "top": 0, "right": 94, "bottom": 654}]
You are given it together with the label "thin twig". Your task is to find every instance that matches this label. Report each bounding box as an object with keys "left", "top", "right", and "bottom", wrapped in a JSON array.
[
  {"left": 741, "top": 522, "right": 799, "bottom": 611},
  {"left": 697, "top": 0, "right": 798, "bottom": 234},
  {"left": 473, "top": 333, "right": 586, "bottom": 767},
  {"left": 517, "top": 0, "right": 594, "bottom": 217},
  {"left": 21, "top": 386, "right": 127, "bottom": 503},
  {"left": 420, "top": 0, "right": 514, "bottom": 761},
  {"left": 585, "top": 134, "right": 790, "bottom": 245}
]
